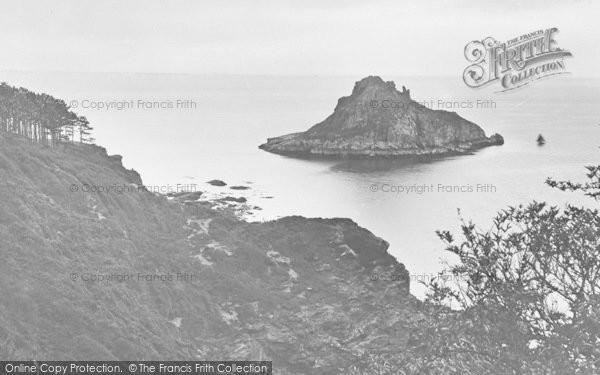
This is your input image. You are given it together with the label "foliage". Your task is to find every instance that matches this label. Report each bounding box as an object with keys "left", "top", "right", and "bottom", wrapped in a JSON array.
[
  {"left": 0, "top": 82, "right": 92, "bottom": 145},
  {"left": 409, "top": 166, "right": 600, "bottom": 374},
  {"left": 341, "top": 354, "right": 397, "bottom": 375},
  {"left": 340, "top": 166, "right": 600, "bottom": 374}
]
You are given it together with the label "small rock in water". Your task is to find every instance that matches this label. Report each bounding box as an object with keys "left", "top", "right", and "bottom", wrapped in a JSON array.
[
  {"left": 230, "top": 185, "right": 250, "bottom": 190},
  {"left": 207, "top": 179, "right": 227, "bottom": 187},
  {"left": 219, "top": 196, "right": 247, "bottom": 203},
  {"left": 537, "top": 134, "right": 546, "bottom": 145}
]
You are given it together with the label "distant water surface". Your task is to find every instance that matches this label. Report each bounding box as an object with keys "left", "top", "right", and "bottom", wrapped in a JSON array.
[{"left": 4, "top": 72, "right": 599, "bottom": 297}]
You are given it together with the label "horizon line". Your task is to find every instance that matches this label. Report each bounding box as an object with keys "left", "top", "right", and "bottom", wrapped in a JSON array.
[{"left": 1, "top": 69, "right": 599, "bottom": 79}]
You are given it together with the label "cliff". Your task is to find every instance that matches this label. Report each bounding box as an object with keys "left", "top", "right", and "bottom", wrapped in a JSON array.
[
  {"left": 259, "top": 76, "right": 503, "bottom": 158},
  {"left": 0, "top": 131, "right": 415, "bottom": 373}
]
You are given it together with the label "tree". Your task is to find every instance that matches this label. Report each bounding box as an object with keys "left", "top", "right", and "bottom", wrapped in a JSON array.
[
  {"left": 0, "top": 82, "right": 91, "bottom": 146},
  {"left": 76, "top": 115, "right": 94, "bottom": 144},
  {"left": 404, "top": 166, "right": 600, "bottom": 374}
]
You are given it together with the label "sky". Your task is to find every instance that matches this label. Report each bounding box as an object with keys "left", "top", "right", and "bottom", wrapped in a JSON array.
[{"left": 0, "top": 0, "right": 598, "bottom": 77}]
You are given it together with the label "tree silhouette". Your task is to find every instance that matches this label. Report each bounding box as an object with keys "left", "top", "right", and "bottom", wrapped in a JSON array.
[
  {"left": 398, "top": 168, "right": 600, "bottom": 374},
  {"left": 0, "top": 82, "right": 93, "bottom": 146}
]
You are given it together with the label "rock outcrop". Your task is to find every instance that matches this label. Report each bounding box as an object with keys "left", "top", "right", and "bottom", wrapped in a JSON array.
[{"left": 260, "top": 76, "right": 503, "bottom": 158}]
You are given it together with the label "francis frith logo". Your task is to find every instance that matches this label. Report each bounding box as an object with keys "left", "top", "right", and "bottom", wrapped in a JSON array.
[{"left": 463, "top": 27, "right": 572, "bottom": 92}]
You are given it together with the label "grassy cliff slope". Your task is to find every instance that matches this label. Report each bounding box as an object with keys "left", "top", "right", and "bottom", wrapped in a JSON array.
[{"left": 0, "top": 131, "right": 415, "bottom": 374}]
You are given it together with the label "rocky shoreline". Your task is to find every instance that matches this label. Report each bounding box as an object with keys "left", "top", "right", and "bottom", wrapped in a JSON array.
[
  {"left": 259, "top": 135, "right": 504, "bottom": 159},
  {"left": 0, "top": 130, "right": 416, "bottom": 373}
]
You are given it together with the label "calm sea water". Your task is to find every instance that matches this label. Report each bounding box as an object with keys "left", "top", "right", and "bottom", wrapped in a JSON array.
[{"left": 5, "top": 72, "right": 600, "bottom": 296}]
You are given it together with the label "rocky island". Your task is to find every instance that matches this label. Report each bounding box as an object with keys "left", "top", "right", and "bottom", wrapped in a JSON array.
[{"left": 259, "top": 76, "right": 503, "bottom": 158}]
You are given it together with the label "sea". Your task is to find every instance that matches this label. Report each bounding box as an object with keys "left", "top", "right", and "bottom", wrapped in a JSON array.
[{"left": 4, "top": 71, "right": 599, "bottom": 297}]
